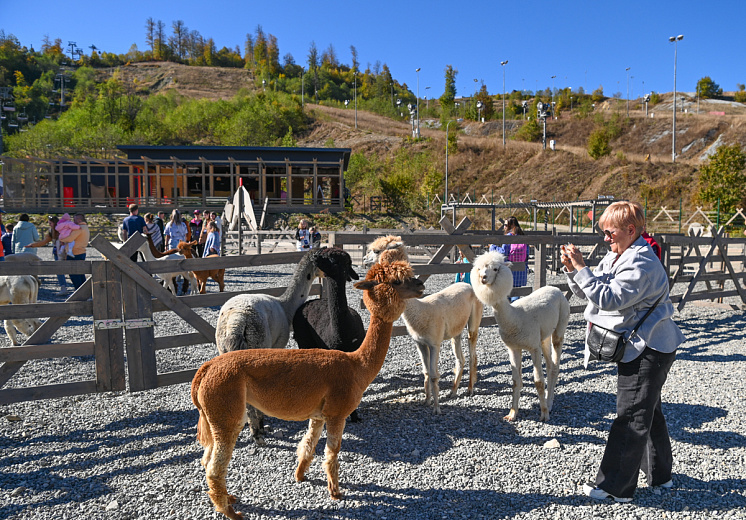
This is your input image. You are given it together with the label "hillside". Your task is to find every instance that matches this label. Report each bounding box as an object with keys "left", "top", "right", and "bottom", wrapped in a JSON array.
[{"left": 68, "top": 62, "right": 746, "bottom": 209}]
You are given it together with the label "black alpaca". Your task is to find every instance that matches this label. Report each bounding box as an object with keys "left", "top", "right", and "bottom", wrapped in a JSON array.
[{"left": 293, "top": 247, "right": 366, "bottom": 420}]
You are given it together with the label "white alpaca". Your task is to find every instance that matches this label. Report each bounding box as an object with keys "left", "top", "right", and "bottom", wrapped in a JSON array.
[
  {"left": 471, "top": 251, "right": 569, "bottom": 422},
  {"left": 372, "top": 242, "right": 483, "bottom": 414},
  {"left": 400, "top": 282, "right": 483, "bottom": 413},
  {"left": 0, "top": 275, "right": 43, "bottom": 345}
]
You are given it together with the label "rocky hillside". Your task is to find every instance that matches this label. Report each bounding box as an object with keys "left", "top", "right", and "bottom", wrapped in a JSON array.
[{"left": 106, "top": 62, "right": 746, "bottom": 210}]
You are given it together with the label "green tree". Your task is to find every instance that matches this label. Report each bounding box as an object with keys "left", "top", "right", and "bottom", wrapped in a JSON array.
[
  {"left": 587, "top": 128, "right": 611, "bottom": 159},
  {"left": 439, "top": 65, "right": 457, "bottom": 115},
  {"left": 697, "top": 143, "right": 746, "bottom": 211},
  {"left": 696, "top": 76, "right": 722, "bottom": 99},
  {"left": 514, "top": 119, "right": 541, "bottom": 142}
]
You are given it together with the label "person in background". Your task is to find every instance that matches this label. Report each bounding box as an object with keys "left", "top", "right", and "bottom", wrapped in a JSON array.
[
  {"left": 203, "top": 221, "right": 221, "bottom": 257},
  {"left": 0, "top": 209, "right": 6, "bottom": 261},
  {"left": 641, "top": 231, "right": 662, "bottom": 261},
  {"left": 490, "top": 216, "right": 527, "bottom": 302},
  {"left": 562, "top": 201, "right": 684, "bottom": 503},
  {"left": 190, "top": 210, "right": 204, "bottom": 257},
  {"left": 12, "top": 213, "right": 40, "bottom": 255},
  {"left": 295, "top": 219, "right": 311, "bottom": 251},
  {"left": 2, "top": 224, "right": 13, "bottom": 257},
  {"left": 310, "top": 225, "right": 322, "bottom": 249},
  {"left": 26, "top": 215, "right": 69, "bottom": 295},
  {"left": 211, "top": 211, "right": 222, "bottom": 234},
  {"left": 155, "top": 211, "right": 166, "bottom": 251},
  {"left": 144, "top": 213, "right": 163, "bottom": 251},
  {"left": 454, "top": 250, "right": 471, "bottom": 284},
  {"left": 164, "top": 209, "right": 188, "bottom": 250},
  {"left": 121, "top": 204, "right": 146, "bottom": 262},
  {"left": 60, "top": 213, "right": 90, "bottom": 290}
]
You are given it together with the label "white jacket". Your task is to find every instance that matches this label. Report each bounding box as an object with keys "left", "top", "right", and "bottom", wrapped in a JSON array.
[{"left": 566, "top": 235, "right": 685, "bottom": 364}]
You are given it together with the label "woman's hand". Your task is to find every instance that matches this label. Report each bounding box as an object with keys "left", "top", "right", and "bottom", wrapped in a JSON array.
[{"left": 561, "top": 244, "right": 586, "bottom": 272}]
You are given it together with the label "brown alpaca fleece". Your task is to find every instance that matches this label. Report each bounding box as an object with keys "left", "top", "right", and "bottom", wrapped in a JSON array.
[
  {"left": 176, "top": 240, "right": 225, "bottom": 293},
  {"left": 191, "top": 260, "right": 424, "bottom": 520}
]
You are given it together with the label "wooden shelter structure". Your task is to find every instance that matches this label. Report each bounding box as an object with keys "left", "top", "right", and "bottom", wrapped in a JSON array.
[{"left": 0, "top": 145, "right": 351, "bottom": 214}]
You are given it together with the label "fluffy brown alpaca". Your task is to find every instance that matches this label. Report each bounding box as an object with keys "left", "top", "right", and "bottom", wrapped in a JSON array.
[
  {"left": 175, "top": 240, "right": 226, "bottom": 294},
  {"left": 363, "top": 235, "right": 406, "bottom": 268},
  {"left": 191, "top": 260, "right": 425, "bottom": 519}
]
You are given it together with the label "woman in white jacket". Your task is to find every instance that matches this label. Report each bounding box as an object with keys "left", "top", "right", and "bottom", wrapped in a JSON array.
[{"left": 562, "top": 201, "right": 685, "bottom": 503}]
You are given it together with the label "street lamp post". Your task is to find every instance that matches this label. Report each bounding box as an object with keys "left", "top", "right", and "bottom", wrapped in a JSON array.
[
  {"left": 626, "top": 67, "right": 631, "bottom": 116},
  {"left": 354, "top": 71, "right": 358, "bottom": 130},
  {"left": 501, "top": 60, "right": 508, "bottom": 148},
  {"left": 425, "top": 86, "right": 431, "bottom": 109},
  {"left": 445, "top": 120, "right": 454, "bottom": 205},
  {"left": 415, "top": 67, "right": 421, "bottom": 138},
  {"left": 669, "top": 34, "right": 684, "bottom": 163},
  {"left": 551, "top": 75, "right": 556, "bottom": 119}
]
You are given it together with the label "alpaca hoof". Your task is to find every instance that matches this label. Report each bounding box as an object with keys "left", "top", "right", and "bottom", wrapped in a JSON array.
[
  {"left": 449, "top": 389, "right": 458, "bottom": 398},
  {"left": 504, "top": 411, "right": 518, "bottom": 422},
  {"left": 329, "top": 490, "right": 343, "bottom": 500},
  {"left": 224, "top": 506, "right": 244, "bottom": 520},
  {"left": 295, "top": 470, "right": 307, "bottom": 482}
]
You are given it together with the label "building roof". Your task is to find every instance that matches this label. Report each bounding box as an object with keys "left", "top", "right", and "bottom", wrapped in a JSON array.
[{"left": 117, "top": 145, "right": 351, "bottom": 169}]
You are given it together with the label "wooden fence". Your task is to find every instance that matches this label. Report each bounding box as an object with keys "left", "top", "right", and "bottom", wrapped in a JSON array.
[{"left": 0, "top": 218, "right": 744, "bottom": 405}]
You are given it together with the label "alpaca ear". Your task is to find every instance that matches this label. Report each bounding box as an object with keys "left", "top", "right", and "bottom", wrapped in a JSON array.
[
  {"left": 347, "top": 266, "right": 359, "bottom": 281},
  {"left": 354, "top": 280, "right": 378, "bottom": 291}
]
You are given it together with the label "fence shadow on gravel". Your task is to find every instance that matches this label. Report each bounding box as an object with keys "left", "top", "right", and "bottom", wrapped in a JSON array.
[{"left": 1, "top": 217, "right": 745, "bottom": 405}]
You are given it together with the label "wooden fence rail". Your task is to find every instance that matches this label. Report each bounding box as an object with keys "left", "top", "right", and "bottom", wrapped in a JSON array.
[{"left": 0, "top": 223, "right": 744, "bottom": 405}]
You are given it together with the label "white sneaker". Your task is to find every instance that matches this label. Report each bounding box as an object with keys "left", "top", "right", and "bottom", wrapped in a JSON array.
[{"left": 583, "top": 482, "right": 633, "bottom": 503}]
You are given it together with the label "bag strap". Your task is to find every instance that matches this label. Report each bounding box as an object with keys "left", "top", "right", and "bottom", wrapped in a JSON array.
[{"left": 629, "top": 294, "right": 664, "bottom": 339}]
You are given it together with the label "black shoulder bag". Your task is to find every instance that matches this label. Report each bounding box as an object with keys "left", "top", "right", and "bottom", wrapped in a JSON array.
[{"left": 587, "top": 295, "right": 664, "bottom": 363}]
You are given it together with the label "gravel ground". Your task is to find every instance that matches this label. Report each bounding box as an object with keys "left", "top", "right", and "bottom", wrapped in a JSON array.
[{"left": 1, "top": 248, "right": 745, "bottom": 520}]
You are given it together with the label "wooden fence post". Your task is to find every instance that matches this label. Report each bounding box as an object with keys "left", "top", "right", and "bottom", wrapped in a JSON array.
[{"left": 91, "top": 260, "right": 126, "bottom": 392}]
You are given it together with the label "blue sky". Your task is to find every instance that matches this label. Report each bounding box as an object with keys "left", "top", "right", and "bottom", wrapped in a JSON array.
[{"left": 3, "top": 0, "right": 744, "bottom": 99}]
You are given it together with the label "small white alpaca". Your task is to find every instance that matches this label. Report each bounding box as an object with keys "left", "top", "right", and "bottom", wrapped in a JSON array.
[
  {"left": 471, "top": 251, "right": 569, "bottom": 422},
  {"left": 371, "top": 240, "right": 483, "bottom": 414}
]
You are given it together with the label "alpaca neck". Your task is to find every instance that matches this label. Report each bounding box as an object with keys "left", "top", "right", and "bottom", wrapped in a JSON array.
[
  {"left": 326, "top": 277, "right": 349, "bottom": 323},
  {"left": 350, "top": 315, "right": 393, "bottom": 385},
  {"left": 492, "top": 298, "right": 522, "bottom": 336},
  {"left": 279, "top": 274, "right": 315, "bottom": 317}
]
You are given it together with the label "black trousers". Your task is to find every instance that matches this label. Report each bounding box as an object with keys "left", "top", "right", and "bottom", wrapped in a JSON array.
[{"left": 596, "top": 347, "right": 676, "bottom": 498}]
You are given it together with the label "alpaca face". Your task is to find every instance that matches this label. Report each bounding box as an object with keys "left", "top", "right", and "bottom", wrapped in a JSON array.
[
  {"left": 355, "top": 261, "right": 424, "bottom": 321},
  {"left": 472, "top": 251, "right": 514, "bottom": 304},
  {"left": 363, "top": 235, "right": 406, "bottom": 268},
  {"left": 315, "top": 247, "right": 359, "bottom": 282}
]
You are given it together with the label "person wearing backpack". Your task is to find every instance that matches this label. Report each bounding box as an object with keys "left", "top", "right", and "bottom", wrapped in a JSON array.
[{"left": 490, "top": 216, "right": 527, "bottom": 302}]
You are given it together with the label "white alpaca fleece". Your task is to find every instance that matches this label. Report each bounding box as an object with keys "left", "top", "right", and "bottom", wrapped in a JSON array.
[{"left": 470, "top": 250, "right": 570, "bottom": 422}]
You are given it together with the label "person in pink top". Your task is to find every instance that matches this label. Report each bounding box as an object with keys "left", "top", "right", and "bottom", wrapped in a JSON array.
[{"left": 54, "top": 213, "right": 80, "bottom": 260}]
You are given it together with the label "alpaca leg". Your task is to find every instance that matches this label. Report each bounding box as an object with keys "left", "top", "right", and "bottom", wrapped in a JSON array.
[
  {"left": 429, "top": 342, "right": 442, "bottom": 414},
  {"left": 295, "top": 418, "right": 325, "bottom": 482},
  {"left": 545, "top": 334, "right": 564, "bottom": 413},
  {"left": 323, "top": 417, "right": 346, "bottom": 500},
  {"left": 450, "top": 335, "right": 465, "bottom": 397},
  {"left": 505, "top": 347, "right": 523, "bottom": 422},
  {"left": 530, "top": 347, "right": 550, "bottom": 422},
  {"left": 247, "top": 406, "right": 266, "bottom": 446},
  {"left": 204, "top": 420, "right": 245, "bottom": 520},
  {"left": 415, "top": 341, "right": 432, "bottom": 405},
  {"left": 5, "top": 320, "right": 20, "bottom": 346},
  {"left": 467, "top": 322, "right": 479, "bottom": 395}
]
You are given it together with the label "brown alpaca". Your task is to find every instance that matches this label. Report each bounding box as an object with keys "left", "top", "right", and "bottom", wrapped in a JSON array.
[
  {"left": 175, "top": 240, "right": 226, "bottom": 294},
  {"left": 191, "top": 261, "right": 425, "bottom": 519}
]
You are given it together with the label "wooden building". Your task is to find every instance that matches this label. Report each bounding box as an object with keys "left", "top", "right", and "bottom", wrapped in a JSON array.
[{"left": 0, "top": 145, "right": 351, "bottom": 214}]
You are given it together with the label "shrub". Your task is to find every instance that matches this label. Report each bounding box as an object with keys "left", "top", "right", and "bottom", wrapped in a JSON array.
[
  {"left": 514, "top": 119, "right": 542, "bottom": 142},
  {"left": 587, "top": 129, "right": 611, "bottom": 159}
]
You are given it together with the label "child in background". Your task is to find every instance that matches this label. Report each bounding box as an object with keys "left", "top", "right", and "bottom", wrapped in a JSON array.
[
  {"left": 55, "top": 213, "right": 80, "bottom": 261},
  {"left": 203, "top": 221, "right": 221, "bottom": 257}
]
